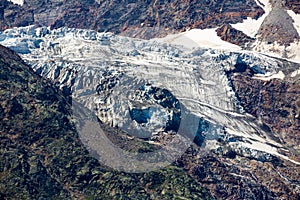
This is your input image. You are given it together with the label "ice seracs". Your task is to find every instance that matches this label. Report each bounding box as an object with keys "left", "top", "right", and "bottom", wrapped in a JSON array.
[{"left": 0, "top": 26, "right": 299, "bottom": 165}]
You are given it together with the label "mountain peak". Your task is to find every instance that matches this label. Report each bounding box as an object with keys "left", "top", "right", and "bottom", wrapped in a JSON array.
[{"left": 257, "top": 5, "right": 299, "bottom": 45}]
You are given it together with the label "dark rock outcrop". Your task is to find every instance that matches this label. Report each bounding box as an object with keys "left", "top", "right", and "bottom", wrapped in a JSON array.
[
  {"left": 216, "top": 24, "right": 255, "bottom": 47},
  {"left": 257, "top": 5, "right": 299, "bottom": 46}
]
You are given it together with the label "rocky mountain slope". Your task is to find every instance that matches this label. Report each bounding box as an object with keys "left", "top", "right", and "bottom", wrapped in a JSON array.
[
  {"left": 0, "top": 0, "right": 264, "bottom": 39},
  {"left": 257, "top": 0, "right": 299, "bottom": 45},
  {"left": 216, "top": 24, "right": 255, "bottom": 47}
]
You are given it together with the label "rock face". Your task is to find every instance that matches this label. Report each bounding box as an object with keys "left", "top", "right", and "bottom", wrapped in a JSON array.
[
  {"left": 216, "top": 24, "right": 255, "bottom": 47},
  {"left": 0, "top": 44, "right": 75, "bottom": 199},
  {"left": 226, "top": 58, "right": 300, "bottom": 156},
  {"left": 257, "top": 5, "right": 299, "bottom": 46},
  {"left": 0, "top": 0, "right": 264, "bottom": 38}
]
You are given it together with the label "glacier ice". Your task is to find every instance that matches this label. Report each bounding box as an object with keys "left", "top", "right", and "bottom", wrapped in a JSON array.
[{"left": 0, "top": 25, "right": 298, "bottom": 165}]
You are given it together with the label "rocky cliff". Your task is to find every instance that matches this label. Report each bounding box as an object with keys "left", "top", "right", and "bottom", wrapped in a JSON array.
[
  {"left": 257, "top": 0, "right": 299, "bottom": 46},
  {"left": 225, "top": 56, "right": 300, "bottom": 156}
]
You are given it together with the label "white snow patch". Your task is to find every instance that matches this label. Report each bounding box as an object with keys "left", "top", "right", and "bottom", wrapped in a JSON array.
[
  {"left": 227, "top": 128, "right": 300, "bottom": 165},
  {"left": 241, "top": 140, "right": 300, "bottom": 165},
  {"left": 231, "top": 17, "right": 265, "bottom": 38},
  {"left": 287, "top": 10, "right": 300, "bottom": 36},
  {"left": 156, "top": 29, "right": 241, "bottom": 50},
  {"left": 253, "top": 71, "right": 285, "bottom": 81},
  {"left": 254, "top": 0, "right": 272, "bottom": 12},
  {"left": 225, "top": 128, "right": 281, "bottom": 147},
  {"left": 7, "top": 0, "right": 24, "bottom": 6},
  {"left": 252, "top": 40, "right": 300, "bottom": 63},
  {"left": 291, "top": 69, "right": 300, "bottom": 77},
  {"left": 231, "top": 0, "right": 271, "bottom": 38}
]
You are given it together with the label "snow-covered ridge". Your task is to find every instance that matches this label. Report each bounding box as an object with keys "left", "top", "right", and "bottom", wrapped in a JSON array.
[
  {"left": 0, "top": 25, "right": 298, "bottom": 164},
  {"left": 251, "top": 40, "right": 300, "bottom": 63},
  {"left": 231, "top": 0, "right": 272, "bottom": 38}
]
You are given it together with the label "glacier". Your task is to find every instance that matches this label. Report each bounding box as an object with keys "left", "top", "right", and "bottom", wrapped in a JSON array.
[{"left": 0, "top": 25, "right": 299, "bottom": 166}]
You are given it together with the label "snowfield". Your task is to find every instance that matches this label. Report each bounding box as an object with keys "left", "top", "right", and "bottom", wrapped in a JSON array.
[{"left": 156, "top": 28, "right": 241, "bottom": 50}]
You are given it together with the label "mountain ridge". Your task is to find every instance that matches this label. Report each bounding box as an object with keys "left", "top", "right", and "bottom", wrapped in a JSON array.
[{"left": 0, "top": 0, "right": 264, "bottom": 39}]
